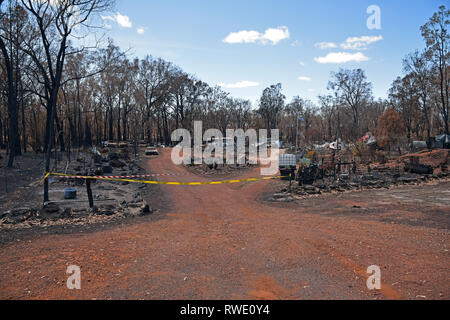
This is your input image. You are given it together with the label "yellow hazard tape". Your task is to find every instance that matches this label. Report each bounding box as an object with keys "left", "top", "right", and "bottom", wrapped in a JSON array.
[
  {"left": 44, "top": 172, "right": 288, "bottom": 186},
  {"left": 40, "top": 172, "right": 51, "bottom": 184}
]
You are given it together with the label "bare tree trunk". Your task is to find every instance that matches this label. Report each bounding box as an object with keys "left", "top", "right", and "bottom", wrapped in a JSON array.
[
  {"left": 117, "top": 103, "right": 121, "bottom": 142},
  {"left": 0, "top": 35, "right": 19, "bottom": 168},
  {"left": 55, "top": 112, "right": 65, "bottom": 152},
  {"left": 122, "top": 111, "right": 127, "bottom": 142},
  {"left": 21, "top": 92, "right": 26, "bottom": 153},
  {"left": 0, "top": 114, "right": 3, "bottom": 148}
]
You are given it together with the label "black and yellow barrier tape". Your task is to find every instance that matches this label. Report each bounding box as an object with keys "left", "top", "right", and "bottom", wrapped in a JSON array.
[{"left": 42, "top": 172, "right": 289, "bottom": 186}]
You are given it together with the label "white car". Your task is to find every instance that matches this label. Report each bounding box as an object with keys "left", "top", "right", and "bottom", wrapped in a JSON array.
[{"left": 145, "top": 148, "right": 159, "bottom": 156}]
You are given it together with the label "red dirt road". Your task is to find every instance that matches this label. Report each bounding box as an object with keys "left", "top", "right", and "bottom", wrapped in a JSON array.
[{"left": 0, "top": 148, "right": 449, "bottom": 299}]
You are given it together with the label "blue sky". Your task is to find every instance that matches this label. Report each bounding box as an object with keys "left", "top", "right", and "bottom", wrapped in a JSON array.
[{"left": 101, "top": 0, "right": 444, "bottom": 106}]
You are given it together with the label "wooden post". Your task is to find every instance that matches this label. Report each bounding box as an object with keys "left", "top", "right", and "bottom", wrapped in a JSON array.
[
  {"left": 86, "top": 178, "right": 94, "bottom": 208},
  {"left": 332, "top": 151, "right": 336, "bottom": 180},
  {"left": 289, "top": 172, "right": 292, "bottom": 191}
]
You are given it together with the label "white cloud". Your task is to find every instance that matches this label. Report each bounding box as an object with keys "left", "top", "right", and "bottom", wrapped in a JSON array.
[
  {"left": 217, "top": 81, "right": 260, "bottom": 89},
  {"left": 101, "top": 12, "right": 132, "bottom": 28},
  {"left": 115, "top": 13, "right": 132, "bottom": 28},
  {"left": 291, "top": 40, "right": 302, "bottom": 47},
  {"left": 299, "top": 61, "right": 306, "bottom": 67},
  {"left": 101, "top": 15, "right": 114, "bottom": 21},
  {"left": 223, "top": 26, "right": 289, "bottom": 45},
  {"left": 340, "top": 35, "right": 383, "bottom": 50},
  {"left": 298, "top": 76, "right": 311, "bottom": 81},
  {"left": 137, "top": 27, "right": 145, "bottom": 35},
  {"left": 262, "top": 26, "right": 290, "bottom": 44},
  {"left": 315, "top": 42, "right": 337, "bottom": 49},
  {"left": 314, "top": 52, "right": 369, "bottom": 64},
  {"left": 223, "top": 30, "right": 261, "bottom": 44}
]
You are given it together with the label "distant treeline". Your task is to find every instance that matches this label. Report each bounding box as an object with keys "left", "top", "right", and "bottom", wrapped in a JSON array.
[{"left": 0, "top": 1, "right": 448, "bottom": 171}]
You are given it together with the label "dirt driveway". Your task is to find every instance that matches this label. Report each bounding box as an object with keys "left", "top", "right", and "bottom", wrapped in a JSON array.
[{"left": 0, "top": 148, "right": 449, "bottom": 299}]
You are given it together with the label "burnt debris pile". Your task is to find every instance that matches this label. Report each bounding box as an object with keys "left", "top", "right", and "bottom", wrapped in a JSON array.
[
  {"left": 0, "top": 144, "right": 155, "bottom": 230},
  {"left": 270, "top": 149, "right": 450, "bottom": 202}
]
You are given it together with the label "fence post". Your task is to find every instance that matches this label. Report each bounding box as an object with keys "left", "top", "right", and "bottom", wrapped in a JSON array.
[
  {"left": 86, "top": 178, "right": 94, "bottom": 208},
  {"left": 289, "top": 172, "right": 292, "bottom": 191}
]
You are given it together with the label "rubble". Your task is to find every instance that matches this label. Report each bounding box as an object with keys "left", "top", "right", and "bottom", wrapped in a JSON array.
[
  {"left": 271, "top": 171, "right": 450, "bottom": 202},
  {"left": 110, "top": 159, "right": 126, "bottom": 168},
  {"left": 102, "top": 164, "right": 113, "bottom": 174},
  {"left": 187, "top": 161, "right": 255, "bottom": 176},
  {"left": 270, "top": 149, "right": 450, "bottom": 202},
  {"left": 3, "top": 208, "right": 36, "bottom": 224},
  {"left": 267, "top": 193, "right": 295, "bottom": 202},
  {"left": 0, "top": 145, "right": 157, "bottom": 230},
  {"left": 140, "top": 203, "right": 153, "bottom": 215}
]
